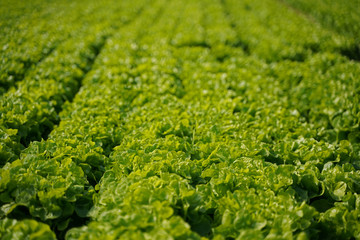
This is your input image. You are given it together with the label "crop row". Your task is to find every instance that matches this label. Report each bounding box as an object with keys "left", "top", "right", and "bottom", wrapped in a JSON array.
[
  {"left": 0, "top": 0, "right": 118, "bottom": 94},
  {"left": 66, "top": 0, "right": 360, "bottom": 238},
  {"left": 0, "top": 0, "right": 359, "bottom": 239},
  {"left": 0, "top": 0, "right": 148, "bottom": 167}
]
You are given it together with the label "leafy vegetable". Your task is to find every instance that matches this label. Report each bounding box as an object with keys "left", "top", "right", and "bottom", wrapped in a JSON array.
[{"left": 1, "top": 0, "right": 359, "bottom": 239}]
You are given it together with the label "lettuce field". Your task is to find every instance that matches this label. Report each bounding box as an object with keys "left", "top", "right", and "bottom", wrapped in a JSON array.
[{"left": 1, "top": 0, "right": 360, "bottom": 239}]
